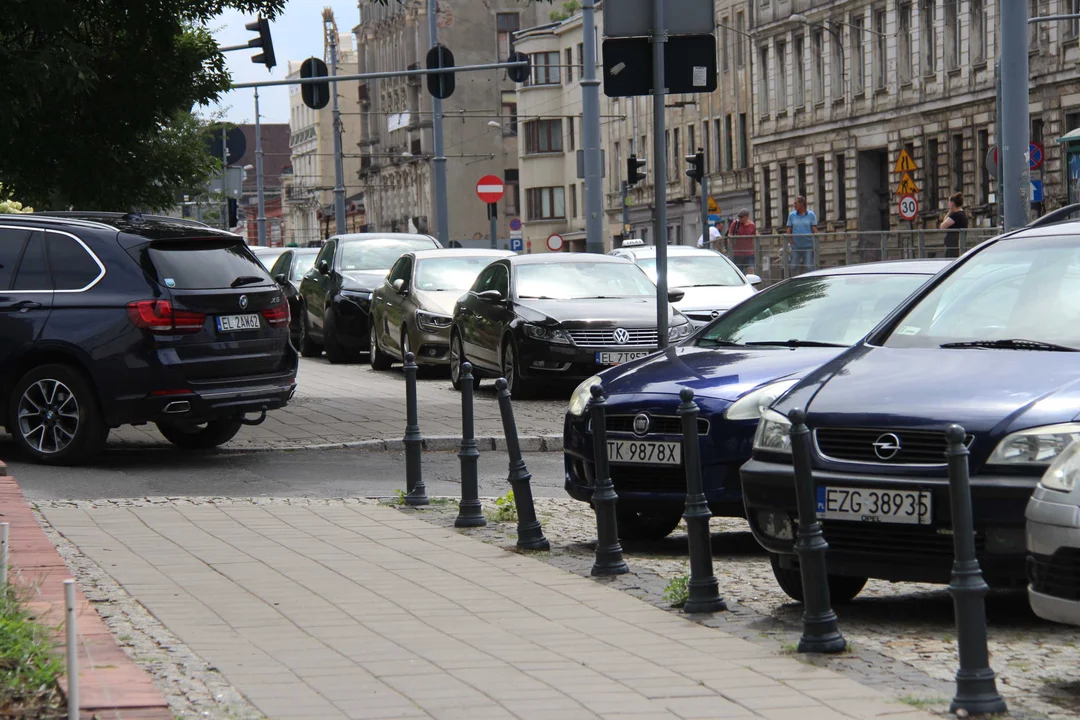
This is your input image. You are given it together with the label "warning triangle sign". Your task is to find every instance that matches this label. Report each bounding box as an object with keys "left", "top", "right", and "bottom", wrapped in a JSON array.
[
  {"left": 707, "top": 196, "right": 720, "bottom": 213},
  {"left": 894, "top": 149, "right": 918, "bottom": 173},
  {"left": 896, "top": 173, "right": 919, "bottom": 195}
]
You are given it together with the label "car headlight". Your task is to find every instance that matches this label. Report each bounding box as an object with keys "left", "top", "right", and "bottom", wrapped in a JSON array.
[
  {"left": 568, "top": 375, "right": 602, "bottom": 416},
  {"left": 523, "top": 324, "right": 572, "bottom": 344},
  {"left": 753, "top": 408, "right": 793, "bottom": 455},
  {"left": 725, "top": 379, "right": 801, "bottom": 421},
  {"left": 668, "top": 322, "right": 693, "bottom": 342},
  {"left": 1040, "top": 440, "right": 1080, "bottom": 492},
  {"left": 987, "top": 423, "right": 1080, "bottom": 467},
  {"left": 416, "top": 310, "right": 453, "bottom": 332}
]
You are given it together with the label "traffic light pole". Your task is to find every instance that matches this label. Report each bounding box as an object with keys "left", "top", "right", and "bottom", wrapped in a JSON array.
[
  {"left": 1001, "top": 0, "right": 1031, "bottom": 231},
  {"left": 652, "top": 0, "right": 669, "bottom": 349},
  {"left": 221, "top": 127, "right": 229, "bottom": 230},
  {"left": 700, "top": 173, "right": 709, "bottom": 250},
  {"left": 254, "top": 88, "right": 267, "bottom": 246},
  {"left": 621, "top": 181, "right": 630, "bottom": 241},
  {"left": 328, "top": 33, "right": 347, "bottom": 236},
  {"left": 429, "top": 0, "right": 450, "bottom": 246},
  {"left": 582, "top": 0, "right": 604, "bottom": 253}
]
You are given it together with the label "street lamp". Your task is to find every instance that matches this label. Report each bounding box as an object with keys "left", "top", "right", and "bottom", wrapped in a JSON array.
[{"left": 488, "top": 120, "right": 518, "bottom": 136}]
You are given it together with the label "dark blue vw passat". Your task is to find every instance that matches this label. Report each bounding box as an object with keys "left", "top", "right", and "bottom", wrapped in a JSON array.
[
  {"left": 743, "top": 223, "right": 1080, "bottom": 602},
  {"left": 563, "top": 260, "right": 949, "bottom": 542}
]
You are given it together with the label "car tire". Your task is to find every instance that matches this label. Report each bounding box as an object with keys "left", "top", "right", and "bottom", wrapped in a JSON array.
[
  {"left": 501, "top": 338, "right": 535, "bottom": 398},
  {"left": 369, "top": 323, "right": 393, "bottom": 371},
  {"left": 156, "top": 419, "right": 244, "bottom": 450},
  {"left": 769, "top": 553, "right": 868, "bottom": 604},
  {"left": 450, "top": 332, "right": 481, "bottom": 391},
  {"left": 323, "top": 308, "right": 359, "bottom": 364},
  {"left": 614, "top": 508, "right": 684, "bottom": 542},
  {"left": 9, "top": 364, "right": 108, "bottom": 466},
  {"left": 298, "top": 307, "right": 322, "bottom": 358}
]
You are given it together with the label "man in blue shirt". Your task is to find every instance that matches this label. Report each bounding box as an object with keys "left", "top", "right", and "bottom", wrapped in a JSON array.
[{"left": 785, "top": 195, "right": 818, "bottom": 276}]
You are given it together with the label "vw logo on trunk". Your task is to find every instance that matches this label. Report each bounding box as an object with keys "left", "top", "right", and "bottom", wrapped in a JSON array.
[
  {"left": 613, "top": 327, "right": 630, "bottom": 344},
  {"left": 238, "top": 295, "right": 249, "bottom": 310},
  {"left": 872, "top": 433, "right": 902, "bottom": 460},
  {"left": 632, "top": 413, "right": 651, "bottom": 436}
]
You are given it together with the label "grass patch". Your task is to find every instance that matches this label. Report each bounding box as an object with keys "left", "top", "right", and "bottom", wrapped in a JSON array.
[
  {"left": 486, "top": 491, "right": 518, "bottom": 523},
  {"left": 0, "top": 585, "right": 65, "bottom": 716},
  {"left": 663, "top": 574, "right": 689, "bottom": 608},
  {"left": 898, "top": 696, "right": 948, "bottom": 709}
]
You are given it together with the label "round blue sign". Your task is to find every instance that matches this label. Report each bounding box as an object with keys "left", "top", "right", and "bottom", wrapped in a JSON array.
[{"left": 509, "top": 218, "right": 522, "bottom": 231}]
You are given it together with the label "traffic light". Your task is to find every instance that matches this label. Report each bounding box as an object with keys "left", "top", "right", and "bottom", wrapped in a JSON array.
[
  {"left": 507, "top": 50, "right": 530, "bottom": 83},
  {"left": 426, "top": 44, "right": 456, "bottom": 99},
  {"left": 685, "top": 149, "right": 704, "bottom": 181},
  {"left": 245, "top": 17, "right": 276, "bottom": 70},
  {"left": 227, "top": 198, "right": 239, "bottom": 228},
  {"left": 626, "top": 155, "right": 647, "bottom": 186},
  {"left": 300, "top": 57, "right": 330, "bottom": 110}
]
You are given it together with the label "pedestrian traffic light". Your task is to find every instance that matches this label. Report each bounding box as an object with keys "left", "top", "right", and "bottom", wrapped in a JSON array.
[
  {"left": 227, "top": 198, "right": 238, "bottom": 228},
  {"left": 627, "top": 155, "right": 647, "bottom": 186},
  {"left": 426, "top": 44, "right": 456, "bottom": 100},
  {"left": 300, "top": 57, "right": 330, "bottom": 110},
  {"left": 685, "top": 149, "right": 704, "bottom": 181},
  {"left": 245, "top": 17, "right": 276, "bottom": 70},
  {"left": 507, "top": 50, "right": 530, "bottom": 84}
]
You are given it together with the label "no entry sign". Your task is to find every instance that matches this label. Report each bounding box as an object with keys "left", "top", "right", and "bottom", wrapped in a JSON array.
[{"left": 476, "top": 175, "right": 505, "bottom": 204}]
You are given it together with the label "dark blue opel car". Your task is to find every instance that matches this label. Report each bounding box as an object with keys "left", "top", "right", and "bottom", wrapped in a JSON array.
[
  {"left": 743, "top": 219, "right": 1080, "bottom": 601},
  {"left": 563, "top": 260, "right": 948, "bottom": 541}
]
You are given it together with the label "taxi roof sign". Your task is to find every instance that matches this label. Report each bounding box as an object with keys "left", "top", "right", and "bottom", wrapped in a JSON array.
[{"left": 621, "top": 238, "right": 646, "bottom": 247}]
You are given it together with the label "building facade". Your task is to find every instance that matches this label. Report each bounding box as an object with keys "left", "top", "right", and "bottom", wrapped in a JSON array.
[{"left": 354, "top": 0, "right": 546, "bottom": 243}]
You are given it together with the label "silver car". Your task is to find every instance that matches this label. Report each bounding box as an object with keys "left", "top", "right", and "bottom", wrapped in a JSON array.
[
  {"left": 1027, "top": 439, "right": 1080, "bottom": 625},
  {"left": 369, "top": 249, "right": 513, "bottom": 369}
]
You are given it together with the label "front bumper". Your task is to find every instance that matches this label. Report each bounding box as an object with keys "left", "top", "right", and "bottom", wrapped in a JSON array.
[
  {"left": 1027, "top": 488, "right": 1080, "bottom": 625},
  {"left": 741, "top": 457, "right": 1038, "bottom": 586},
  {"left": 407, "top": 323, "right": 451, "bottom": 365},
  {"left": 518, "top": 337, "right": 660, "bottom": 382}
]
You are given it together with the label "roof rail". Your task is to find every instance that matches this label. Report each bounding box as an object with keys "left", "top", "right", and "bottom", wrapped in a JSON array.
[{"left": 1025, "top": 203, "right": 1080, "bottom": 229}]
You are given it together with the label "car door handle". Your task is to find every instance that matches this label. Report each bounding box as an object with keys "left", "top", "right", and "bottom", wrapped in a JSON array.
[{"left": 0, "top": 300, "right": 41, "bottom": 312}]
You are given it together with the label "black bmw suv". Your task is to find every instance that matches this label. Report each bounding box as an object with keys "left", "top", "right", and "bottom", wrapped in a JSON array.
[{"left": 0, "top": 212, "right": 298, "bottom": 465}]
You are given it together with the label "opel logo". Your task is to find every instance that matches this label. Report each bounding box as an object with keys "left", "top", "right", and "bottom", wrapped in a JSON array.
[
  {"left": 613, "top": 327, "right": 630, "bottom": 345},
  {"left": 632, "top": 413, "right": 651, "bottom": 436},
  {"left": 872, "top": 433, "right": 902, "bottom": 460},
  {"left": 239, "top": 295, "right": 249, "bottom": 310}
]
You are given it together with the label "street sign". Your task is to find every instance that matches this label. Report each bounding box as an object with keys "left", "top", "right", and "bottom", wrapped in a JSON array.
[
  {"left": 707, "top": 214, "right": 719, "bottom": 223},
  {"left": 300, "top": 57, "right": 330, "bottom": 110},
  {"left": 893, "top": 149, "right": 918, "bottom": 173},
  {"left": 707, "top": 196, "right": 720, "bottom": 213},
  {"left": 509, "top": 229, "right": 523, "bottom": 239},
  {"left": 896, "top": 173, "right": 920, "bottom": 195},
  {"left": 510, "top": 237, "right": 523, "bottom": 252},
  {"left": 509, "top": 218, "right": 522, "bottom": 231},
  {"left": 603, "top": 0, "right": 714, "bottom": 37},
  {"left": 475, "top": 175, "right": 504, "bottom": 204},
  {"left": 987, "top": 147, "right": 999, "bottom": 179},
  {"left": 1032, "top": 179, "right": 1044, "bottom": 202},
  {"left": 898, "top": 194, "right": 919, "bottom": 221},
  {"left": 1030, "top": 142, "right": 1045, "bottom": 170},
  {"left": 547, "top": 233, "right": 564, "bottom": 252},
  {"left": 603, "top": 35, "right": 717, "bottom": 96}
]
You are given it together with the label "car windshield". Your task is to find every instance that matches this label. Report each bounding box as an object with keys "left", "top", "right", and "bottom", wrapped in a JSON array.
[
  {"left": 636, "top": 254, "right": 745, "bottom": 287},
  {"left": 415, "top": 256, "right": 498, "bottom": 291},
  {"left": 696, "top": 273, "right": 929, "bottom": 347},
  {"left": 515, "top": 262, "right": 656, "bottom": 299},
  {"left": 341, "top": 238, "right": 435, "bottom": 272},
  {"left": 253, "top": 247, "right": 286, "bottom": 269},
  {"left": 290, "top": 251, "right": 318, "bottom": 282},
  {"left": 883, "top": 235, "right": 1080, "bottom": 350}
]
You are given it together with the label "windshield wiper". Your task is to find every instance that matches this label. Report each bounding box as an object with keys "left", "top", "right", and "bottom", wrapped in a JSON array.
[
  {"left": 697, "top": 339, "right": 744, "bottom": 347},
  {"left": 743, "top": 339, "right": 846, "bottom": 348},
  {"left": 231, "top": 276, "right": 265, "bottom": 288},
  {"left": 939, "top": 338, "right": 1079, "bottom": 352}
]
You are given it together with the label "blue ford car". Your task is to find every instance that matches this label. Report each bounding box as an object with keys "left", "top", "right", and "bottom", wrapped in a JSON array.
[
  {"left": 743, "top": 219, "right": 1080, "bottom": 601},
  {"left": 563, "top": 260, "right": 949, "bottom": 542}
]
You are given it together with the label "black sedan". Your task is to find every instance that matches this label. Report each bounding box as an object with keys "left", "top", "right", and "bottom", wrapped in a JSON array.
[
  {"left": 267, "top": 247, "right": 319, "bottom": 346},
  {"left": 449, "top": 254, "right": 690, "bottom": 397},
  {"left": 297, "top": 233, "right": 441, "bottom": 363}
]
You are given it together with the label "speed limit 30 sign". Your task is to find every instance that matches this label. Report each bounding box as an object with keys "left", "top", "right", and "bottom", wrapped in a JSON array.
[{"left": 898, "top": 194, "right": 918, "bottom": 221}]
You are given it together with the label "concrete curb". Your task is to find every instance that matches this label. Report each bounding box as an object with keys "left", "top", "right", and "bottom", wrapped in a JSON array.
[{"left": 112, "top": 434, "right": 565, "bottom": 455}]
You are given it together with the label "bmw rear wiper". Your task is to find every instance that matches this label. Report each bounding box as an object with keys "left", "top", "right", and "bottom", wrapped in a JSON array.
[
  {"left": 743, "top": 339, "right": 846, "bottom": 348},
  {"left": 231, "top": 276, "right": 265, "bottom": 288},
  {"left": 939, "top": 338, "right": 1079, "bottom": 352}
]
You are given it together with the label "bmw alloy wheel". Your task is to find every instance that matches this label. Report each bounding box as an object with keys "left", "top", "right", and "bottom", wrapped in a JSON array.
[{"left": 18, "top": 379, "right": 80, "bottom": 455}]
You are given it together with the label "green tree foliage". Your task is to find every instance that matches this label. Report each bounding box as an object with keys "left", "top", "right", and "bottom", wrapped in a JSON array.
[
  {"left": 550, "top": 1, "right": 582, "bottom": 22},
  {"left": 0, "top": 0, "right": 285, "bottom": 211}
]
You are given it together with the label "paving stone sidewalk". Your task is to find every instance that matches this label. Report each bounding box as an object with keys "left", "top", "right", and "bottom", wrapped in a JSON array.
[
  {"left": 42, "top": 500, "right": 936, "bottom": 720},
  {"left": 107, "top": 358, "right": 566, "bottom": 451}
]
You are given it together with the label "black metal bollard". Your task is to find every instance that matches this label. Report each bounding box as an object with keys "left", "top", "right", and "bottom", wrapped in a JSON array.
[
  {"left": 789, "top": 408, "right": 846, "bottom": 653},
  {"left": 494, "top": 378, "right": 549, "bottom": 550},
  {"left": 945, "top": 424, "right": 1007, "bottom": 716},
  {"left": 589, "top": 384, "right": 629, "bottom": 576},
  {"left": 455, "top": 363, "right": 486, "bottom": 528},
  {"left": 678, "top": 389, "right": 726, "bottom": 613},
  {"left": 402, "top": 352, "right": 429, "bottom": 506}
]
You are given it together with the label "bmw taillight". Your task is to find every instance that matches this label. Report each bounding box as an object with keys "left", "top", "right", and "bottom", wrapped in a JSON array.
[
  {"left": 126, "top": 300, "right": 206, "bottom": 334},
  {"left": 261, "top": 302, "right": 290, "bottom": 329}
]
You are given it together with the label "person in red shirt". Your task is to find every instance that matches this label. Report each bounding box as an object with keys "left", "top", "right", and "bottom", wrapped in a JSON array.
[{"left": 726, "top": 208, "right": 757, "bottom": 273}]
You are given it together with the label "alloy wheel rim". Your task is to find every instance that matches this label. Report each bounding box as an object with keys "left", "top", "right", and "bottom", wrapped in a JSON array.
[
  {"left": 450, "top": 337, "right": 461, "bottom": 384},
  {"left": 402, "top": 331, "right": 411, "bottom": 358},
  {"left": 503, "top": 345, "right": 514, "bottom": 392},
  {"left": 18, "top": 379, "right": 79, "bottom": 454},
  {"left": 370, "top": 325, "right": 378, "bottom": 361}
]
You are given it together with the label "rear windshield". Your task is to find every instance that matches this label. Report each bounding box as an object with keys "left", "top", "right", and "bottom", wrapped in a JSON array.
[{"left": 129, "top": 239, "right": 272, "bottom": 290}]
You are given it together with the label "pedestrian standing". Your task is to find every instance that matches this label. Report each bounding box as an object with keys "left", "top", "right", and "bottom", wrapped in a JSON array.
[
  {"left": 785, "top": 196, "right": 818, "bottom": 275},
  {"left": 727, "top": 208, "right": 757, "bottom": 272},
  {"left": 697, "top": 222, "right": 722, "bottom": 248},
  {"left": 939, "top": 192, "right": 968, "bottom": 259}
]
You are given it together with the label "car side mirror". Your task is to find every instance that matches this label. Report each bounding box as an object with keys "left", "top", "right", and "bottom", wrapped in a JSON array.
[
  {"left": 667, "top": 288, "right": 686, "bottom": 303},
  {"left": 746, "top": 274, "right": 762, "bottom": 286},
  {"left": 274, "top": 273, "right": 288, "bottom": 285},
  {"left": 318, "top": 260, "right": 330, "bottom": 275},
  {"left": 477, "top": 289, "right": 506, "bottom": 303},
  {"left": 392, "top": 278, "right": 407, "bottom": 293}
]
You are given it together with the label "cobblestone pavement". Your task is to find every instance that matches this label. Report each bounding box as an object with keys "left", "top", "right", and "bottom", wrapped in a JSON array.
[
  {"left": 105, "top": 357, "right": 567, "bottom": 450},
  {"left": 400, "top": 497, "right": 1080, "bottom": 720}
]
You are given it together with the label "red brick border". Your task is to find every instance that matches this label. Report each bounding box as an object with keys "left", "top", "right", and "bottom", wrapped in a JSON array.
[{"left": 0, "top": 468, "right": 172, "bottom": 719}]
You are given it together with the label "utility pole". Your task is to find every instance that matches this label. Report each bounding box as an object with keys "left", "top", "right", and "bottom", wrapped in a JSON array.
[
  {"left": 582, "top": 0, "right": 604, "bottom": 253},
  {"left": 700, "top": 175, "right": 709, "bottom": 251},
  {"left": 651, "top": 0, "right": 669, "bottom": 348},
  {"left": 328, "top": 30, "right": 347, "bottom": 236},
  {"left": 621, "top": 181, "right": 630, "bottom": 241},
  {"left": 995, "top": 59, "right": 1003, "bottom": 228},
  {"left": 254, "top": 88, "right": 267, "bottom": 246},
  {"left": 1001, "top": 1, "right": 1031, "bottom": 231},
  {"left": 429, "top": 0, "right": 450, "bottom": 245},
  {"left": 221, "top": 127, "right": 229, "bottom": 230}
]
